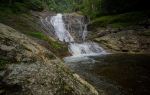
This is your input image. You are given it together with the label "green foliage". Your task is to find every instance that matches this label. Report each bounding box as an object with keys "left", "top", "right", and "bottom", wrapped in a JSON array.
[
  {"left": 25, "top": 31, "right": 68, "bottom": 56},
  {"left": 10, "top": 2, "right": 27, "bottom": 13},
  {"left": 100, "top": 0, "right": 150, "bottom": 15},
  {"left": 79, "top": 0, "right": 150, "bottom": 18},
  {"left": 0, "top": 0, "right": 150, "bottom": 16},
  {"left": 0, "top": 0, "right": 82, "bottom": 13},
  {"left": 25, "top": 0, "right": 44, "bottom": 11},
  {"left": 81, "top": 0, "right": 101, "bottom": 18},
  {"left": 43, "top": 0, "right": 81, "bottom": 12},
  {"left": 26, "top": 31, "right": 47, "bottom": 40},
  {"left": 23, "top": 30, "right": 66, "bottom": 52},
  {"left": 0, "top": 8, "right": 68, "bottom": 57},
  {"left": 90, "top": 11, "right": 150, "bottom": 28},
  {"left": 0, "top": 0, "right": 44, "bottom": 13},
  {"left": 45, "top": 37, "right": 69, "bottom": 57},
  {"left": 140, "top": 30, "right": 150, "bottom": 36}
]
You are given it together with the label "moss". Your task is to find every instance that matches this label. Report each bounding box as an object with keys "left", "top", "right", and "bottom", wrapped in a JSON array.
[
  {"left": 26, "top": 31, "right": 47, "bottom": 40},
  {"left": 140, "top": 30, "right": 150, "bottom": 36},
  {"left": 0, "top": 8, "right": 40, "bottom": 35},
  {"left": 45, "top": 52, "right": 56, "bottom": 59},
  {"left": 90, "top": 11, "right": 150, "bottom": 29},
  {"left": 0, "top": 59, "right": 9, "bottom": 69},
  {"left": 25, "top": 31, "right": 68, "bottom": 57},
  {"left": 45, "top": 37, "right": 69, "bottom": 57},
  {"left": 0, "top": 8, "right": 49, "bottom": 41},
  {"left": 110, "top": 23, "right": 130, "bottom": 28},
  {"left": 0, "top": 8, "right": 69, "bottom": 57}
]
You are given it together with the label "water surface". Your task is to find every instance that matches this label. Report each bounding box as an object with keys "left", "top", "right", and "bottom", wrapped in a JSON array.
[{"left": 65, "top": 54, "right": 150, "bottom": 95}]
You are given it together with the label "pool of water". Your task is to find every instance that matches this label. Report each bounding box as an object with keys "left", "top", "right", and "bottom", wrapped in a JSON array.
[{"left": 64, "top": 54, "right": 150, "bottom": 95}]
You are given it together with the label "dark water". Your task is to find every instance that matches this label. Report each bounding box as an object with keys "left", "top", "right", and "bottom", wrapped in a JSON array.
[{"left": 64, "top": 54, "right": 150, "bottom": 95}]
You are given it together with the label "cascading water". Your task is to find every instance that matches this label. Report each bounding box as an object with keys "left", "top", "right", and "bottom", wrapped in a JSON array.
[
  {"left": 41, "top": 13, "right": 106, "bottom": 57},
  {"left": 82, "top": 24, "right": 88, "bottom": 41},
  {"left": 50, "top": 14, "right": 74, "bottom": 42},
  {"left": 69, "top": 42, "right": 106, "bottom": 56}
]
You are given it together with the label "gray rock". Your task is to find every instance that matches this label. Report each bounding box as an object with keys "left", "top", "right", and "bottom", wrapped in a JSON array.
[
  {"left": 0, "top": 23, "right": 99, "bottom": 95},
  {"left": 91, "top": 27, "right": 150, "bottom": 53}
]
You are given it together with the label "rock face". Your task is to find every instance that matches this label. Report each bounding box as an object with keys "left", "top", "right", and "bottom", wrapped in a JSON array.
[
  {"left": 0, "top": 23, "right": 98, "bottom": 95},
  {"left": 88, "top": 27, "right": 150, "bottom": 53},
  {"left": 63, "top": 13, "right": 89, "bottom": 42},
  {"left": 40, "top": 13, "right": 89, "bottom": 43}
]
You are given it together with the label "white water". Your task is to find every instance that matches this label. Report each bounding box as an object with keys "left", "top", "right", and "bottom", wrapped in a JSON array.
[
  {"left": 69, "top": 42, "right": 106, "bottom": 56},
  {"left": 82, "top": 24, "right": 88, "bottom": 41},
  {"left": 47, "top": 13, "right": 106, "bottom": 57},
  {"left": 51, "top": 14, "right": 74, "bottom": 42}
]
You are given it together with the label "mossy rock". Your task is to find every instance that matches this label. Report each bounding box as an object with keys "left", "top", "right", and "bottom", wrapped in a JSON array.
[
  {"left": 0, "top": 59, "right": 9, "bottom": 69},
  {"left": 140, "top": 30, "right": 150, "bottom": 36},
  {"left": 89, "top": 11, "right": 150, "bottom": 29}
]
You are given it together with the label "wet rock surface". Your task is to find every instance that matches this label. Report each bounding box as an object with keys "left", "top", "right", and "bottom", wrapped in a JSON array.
[
  {"left": 88, "top": 27, "right": 150, "bottom": 53},
  {"left": 0, "top": 23, "right": 99, "bottom": 95},
  {"left": 63, "top": 13, "right": 89, "bottom": 42},
  {"left": 40, "top": 13, "right": 89, "bottom": 43}
]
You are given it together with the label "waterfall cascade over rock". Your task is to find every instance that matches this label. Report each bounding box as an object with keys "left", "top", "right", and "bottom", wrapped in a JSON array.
[
  {"left": 51, "top": 14, "right": 74, "bottom": 42},
  {"left": 41, "top": 13, "right": 106, "bottom": 57}
]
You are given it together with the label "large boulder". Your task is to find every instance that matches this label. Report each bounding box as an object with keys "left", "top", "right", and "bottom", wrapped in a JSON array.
[
  {"left": 0, "top": 23, "right": 98, "bottom": 95},
  {"left": 88, "top": 26, "right": 150, "bottom": 53}
]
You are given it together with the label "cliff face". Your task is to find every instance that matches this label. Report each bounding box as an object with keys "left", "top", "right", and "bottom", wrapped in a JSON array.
[
  {"left": 63, "top": 13, "right": 89, "bottom": 42},
  {"left": 0, "top": 23, "right": 98, "bottom": 95}
]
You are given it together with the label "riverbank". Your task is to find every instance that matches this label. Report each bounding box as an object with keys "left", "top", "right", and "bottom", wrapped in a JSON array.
[
  {"left": 65, "top": 54, "right": 150, "bottom": 95},
  {"left": 88, "top": 11, "right": 150, "bottom": 53}
]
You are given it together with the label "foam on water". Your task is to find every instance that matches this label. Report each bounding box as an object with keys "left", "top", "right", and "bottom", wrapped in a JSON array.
[
  {"left": 50, "top": 14, "right": 74, "bottom": 42},
  {"left": 42, "top": 13, "right": 107, "bottom": 57}
]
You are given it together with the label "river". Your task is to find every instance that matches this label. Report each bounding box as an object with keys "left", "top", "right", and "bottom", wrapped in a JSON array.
[
  {"left": 41, "top": 13, "right": 150, "bottom": 95},
  {"left": 64, "top": 54, "right": 150, "bottom": 95}
]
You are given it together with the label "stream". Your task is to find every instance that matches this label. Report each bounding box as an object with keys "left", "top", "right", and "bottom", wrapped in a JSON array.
[
  {"left": 41, "top": 13, "right": 150, "bottom": 95},
  {"left": 65, "top": 54, "right": 150, "bottom": 95}
]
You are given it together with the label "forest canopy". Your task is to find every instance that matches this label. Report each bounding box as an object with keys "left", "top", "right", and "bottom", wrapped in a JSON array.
[{"left": 0, "top": 0, "right": 150, "bottom": 18}]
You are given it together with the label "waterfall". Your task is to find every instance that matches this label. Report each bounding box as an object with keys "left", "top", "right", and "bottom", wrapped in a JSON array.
[
  {"left": 82, "top": 24, "right": 88, "bottom": 41},
  {"left": 50, "top": 14, "right": 74, "bottom": 42},
  {"left": 42, "top": 13, "right": 106, "bottom": 57},
  {"left": 69, "top": 42, "right": 106, "bottom": 56}
]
